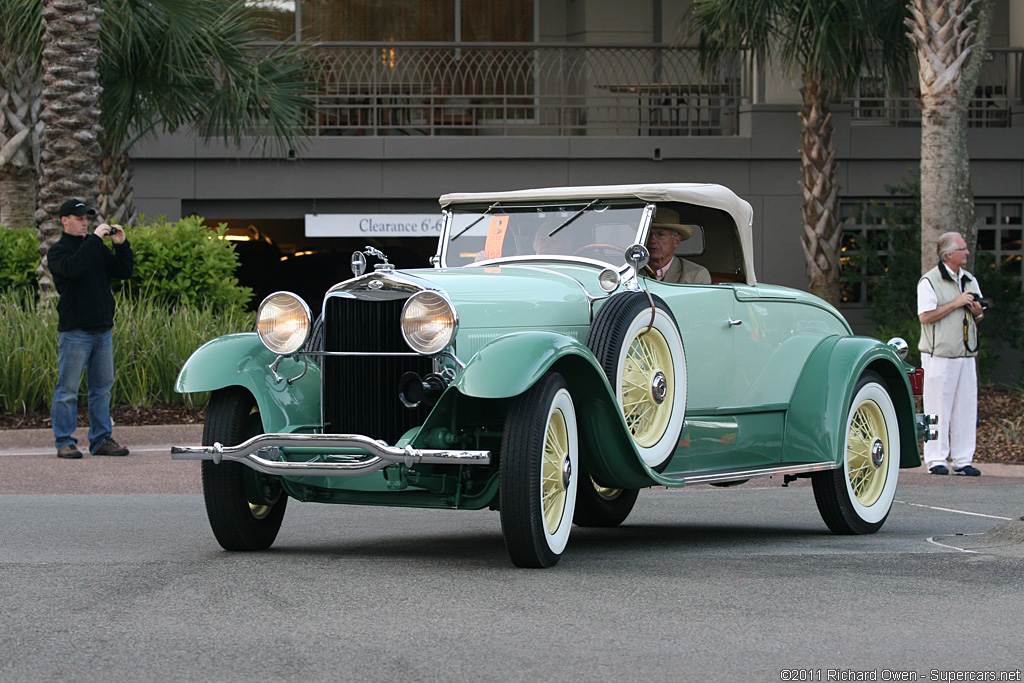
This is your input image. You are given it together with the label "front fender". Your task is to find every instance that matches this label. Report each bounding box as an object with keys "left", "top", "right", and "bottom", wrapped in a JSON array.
[
  {"left": 784, "top": 336, "right": 920, "bottom": 469},
  {"left": 449, "top": 331, "right": 656, "bottom": 488},
  {"left": 453, "top": 330, "right": 600, "bottom": 399},
  {"left": 175, "top": 333, "right": 322, "bottom": 434}
]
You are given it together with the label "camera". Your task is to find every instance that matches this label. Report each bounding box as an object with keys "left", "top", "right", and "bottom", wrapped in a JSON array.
[{"left": 969, "top": 292, "right": 992, "bottom": 310}]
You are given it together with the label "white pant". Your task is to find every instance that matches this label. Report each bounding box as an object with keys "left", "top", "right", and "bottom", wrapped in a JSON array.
[{"left": 921, "top": 353, "right": 977, "bottom": 469}]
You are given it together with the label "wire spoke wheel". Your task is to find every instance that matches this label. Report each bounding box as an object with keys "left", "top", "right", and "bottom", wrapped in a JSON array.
[
  {"left": 500, "top": 372, "right": 579, "bottom": 568},
  {"left": 586, "top": 292, "right": 686, "bottom": 471},
  {"left": 813, "top": 371, "right": 900, "bottom": 535}
]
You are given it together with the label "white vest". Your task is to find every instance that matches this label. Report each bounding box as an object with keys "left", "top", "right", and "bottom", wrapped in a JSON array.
[{"left": 918, "top": 265, "right": 978, "bottom": 358}]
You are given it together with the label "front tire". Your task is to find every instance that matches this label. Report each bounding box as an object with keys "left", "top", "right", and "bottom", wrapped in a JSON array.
[
  {"left": 201, "top": 387, "right": 287, "bottom": 551},
  {"left": 812, "top": 371, "right": 900, "bottom": 535},
  {"left": 500, "top": 372, "right": 579, "bottom": 568}
]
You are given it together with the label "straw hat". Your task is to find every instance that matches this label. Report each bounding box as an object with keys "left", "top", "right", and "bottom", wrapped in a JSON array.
[{"left": 650, "top": 207, "right": 694, "bottom": 240}]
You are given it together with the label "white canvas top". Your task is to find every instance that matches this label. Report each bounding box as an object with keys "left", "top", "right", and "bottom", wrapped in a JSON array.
[{"left": 439, "top": 183, "right": 757, "bottom": 285}]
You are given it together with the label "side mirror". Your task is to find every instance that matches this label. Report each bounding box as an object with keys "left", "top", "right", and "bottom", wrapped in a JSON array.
[{"left": 351, "top": 251, "right": 367, "bottom": 277}]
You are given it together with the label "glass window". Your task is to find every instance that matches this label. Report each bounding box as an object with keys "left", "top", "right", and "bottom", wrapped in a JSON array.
[
  {"left": 443, "top": 201, "right": 646, "bottom": 268},
  {"left": 248, "top": 0, "right": 533, "bottom": 42}
]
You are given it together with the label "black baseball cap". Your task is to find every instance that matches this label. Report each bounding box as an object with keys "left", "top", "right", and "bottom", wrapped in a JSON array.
[{"left": 58, "top": 199, "right": 97, "bottom": 218}]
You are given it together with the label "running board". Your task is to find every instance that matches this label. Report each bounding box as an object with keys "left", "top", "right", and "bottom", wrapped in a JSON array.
[{"left": 661, "top": 461, "right": 836, "bottom": 486}]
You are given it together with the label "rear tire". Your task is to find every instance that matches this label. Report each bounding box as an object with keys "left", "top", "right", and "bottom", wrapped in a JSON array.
[
  {"left": 201, "top": 388, "right": 287, "bottom": 551},
  {"left": 812, "top": 371, "right": 900, "bottom": 535},
  {"left": 573, "top": 473, "right": 638, "bottom": 527}
]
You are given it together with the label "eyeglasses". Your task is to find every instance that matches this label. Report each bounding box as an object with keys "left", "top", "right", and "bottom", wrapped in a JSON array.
[{"left": 649, "top": 229, "right": 677, "bottom": 240}]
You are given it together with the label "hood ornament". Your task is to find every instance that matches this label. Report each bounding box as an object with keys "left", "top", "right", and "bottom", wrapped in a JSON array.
[{"left": 351, "top": 246, "right": 392, "bottom": 277}]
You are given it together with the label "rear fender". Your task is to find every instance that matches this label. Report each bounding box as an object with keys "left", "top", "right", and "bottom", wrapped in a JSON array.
[
  {"left": 785, "top": 337, "right": 920, "bottom": 468},
  {"left": 174, "top": 332, "right": 322, "bottom": 433}
]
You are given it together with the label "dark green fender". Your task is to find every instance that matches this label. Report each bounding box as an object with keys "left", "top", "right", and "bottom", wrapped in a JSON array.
[
  {"left": 783, "top": 336, "right": 921, "bottom": 468},
  {"left": 174, "top": 333, "right": 322, "bottom": 434}
]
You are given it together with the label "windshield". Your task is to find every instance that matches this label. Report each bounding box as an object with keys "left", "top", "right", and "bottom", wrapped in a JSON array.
[{"left": 442, "top": 200, "right": 648, "bottom": 268}]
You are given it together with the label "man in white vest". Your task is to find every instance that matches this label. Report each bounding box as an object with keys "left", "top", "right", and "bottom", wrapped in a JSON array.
[{"left": 917, "top": 232, "right": 985, "bottom": 475}]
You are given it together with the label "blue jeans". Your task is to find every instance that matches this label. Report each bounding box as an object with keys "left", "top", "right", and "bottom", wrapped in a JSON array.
[{"left": 51, "top": 329, "right": 115, "bottom": 453}]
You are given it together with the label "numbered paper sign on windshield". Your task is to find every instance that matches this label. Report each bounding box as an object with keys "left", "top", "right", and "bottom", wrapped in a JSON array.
[{"left": 484, "top": 216, "right": 509, "bottom": 260}]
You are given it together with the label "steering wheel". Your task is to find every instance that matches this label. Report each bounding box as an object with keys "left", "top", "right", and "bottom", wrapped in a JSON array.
[{"left": 573, "top": 243, "right": 623, "bottom": 260}]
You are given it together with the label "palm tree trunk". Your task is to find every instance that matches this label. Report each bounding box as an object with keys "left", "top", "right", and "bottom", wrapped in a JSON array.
[
  {"left": 0, "top": 57, "right": 42, "bottom": 231},
  {"left": 35, "top": 0, "right": 104, "bottom": 294},
  {"left": 99, "top": 153, "right": 137, "bottom": 226},
  {"left": 798, "top": 75, "right": 841, "bottom": 308},
  {"left": 907, "top": 0, "right": 991, "bottom": 276}
]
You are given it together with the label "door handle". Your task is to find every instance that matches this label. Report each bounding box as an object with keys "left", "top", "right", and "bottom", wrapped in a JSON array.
[{"left": 727, "top": 318, "right": 742, "bottom": 327}]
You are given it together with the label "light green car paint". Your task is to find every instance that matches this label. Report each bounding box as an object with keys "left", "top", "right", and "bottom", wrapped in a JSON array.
[{"left": 175, "top": 333, "right": 322, "bottom": 435}]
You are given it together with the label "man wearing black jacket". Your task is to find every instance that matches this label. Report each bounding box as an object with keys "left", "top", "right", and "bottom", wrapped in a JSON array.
[{"left": 47, "top": 198, "right": 135, "bottom": 459}]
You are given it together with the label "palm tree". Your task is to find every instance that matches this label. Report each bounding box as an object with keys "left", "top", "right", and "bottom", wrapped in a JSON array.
[
  {"left": 684, "top": 0, "right": 911, "bottom": 307},
  {"left": 97, "top": 0, "right": 314, "bottom": 225},
  {"left": 0, "top": 0, "right": 44, "bottom": 230},
  {"left": 35, "top": 0, "right": 104, "bottom": 293},
  {"left": 906, "top": 0, "right": 993, "bottom": 274},
  {"left": 0, "top": 0, "right": 314, "bottom": 289}
]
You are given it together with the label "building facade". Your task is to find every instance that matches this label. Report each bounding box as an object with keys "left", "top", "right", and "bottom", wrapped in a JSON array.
[{"left": 130, "top": 0, "right": 1024, "bottom": 333}]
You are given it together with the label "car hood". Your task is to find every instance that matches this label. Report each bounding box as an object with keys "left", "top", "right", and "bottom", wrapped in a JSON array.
[{"left": 330, "top": 264, "right": 601, "bottom": 329}]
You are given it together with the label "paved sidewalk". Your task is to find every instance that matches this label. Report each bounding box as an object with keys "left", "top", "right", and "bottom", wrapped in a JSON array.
[{"left": 0, "top": 424, "right": 205, "bottom": 494}]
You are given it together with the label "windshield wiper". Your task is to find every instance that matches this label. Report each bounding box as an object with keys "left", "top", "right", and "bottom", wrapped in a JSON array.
[
  {"left": 548, "top": 199, "right": 599, "bottom": 237},
  {"left": 452, "top": 202, "right": 501, "bottom": 241}
]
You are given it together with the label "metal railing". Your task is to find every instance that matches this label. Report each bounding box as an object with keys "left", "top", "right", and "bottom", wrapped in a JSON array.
[
  {"left": 846, "top": 47, "right": 1024, "bottom": 127},
  {"left": 307, "top": 42, "right": 749, "bottom": 136}
]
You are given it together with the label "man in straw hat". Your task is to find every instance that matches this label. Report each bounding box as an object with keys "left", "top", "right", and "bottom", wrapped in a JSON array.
[{"left": 643, "top": 206, "right": 711, "bottom": 284}]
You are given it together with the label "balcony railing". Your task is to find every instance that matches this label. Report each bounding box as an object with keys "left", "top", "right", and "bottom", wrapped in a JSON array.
[
  {"left": 304, "top": 43, "right": 1023, "bottom": 136},
  {"left": 846, "top": 47, "right": 1024, "bottom": 127},
  {"left": 307, "top": 42, "right": 749, "bottom": 136}
]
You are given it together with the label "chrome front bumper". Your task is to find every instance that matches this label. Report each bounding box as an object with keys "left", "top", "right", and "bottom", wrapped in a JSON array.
[{"left": 171, "top": 433, "right": 490, "bottom": 477}]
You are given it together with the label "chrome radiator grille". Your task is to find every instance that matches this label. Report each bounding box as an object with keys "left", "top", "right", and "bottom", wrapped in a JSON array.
[{"left": 322, "top": 295, "right": 433, "bottom": 444}]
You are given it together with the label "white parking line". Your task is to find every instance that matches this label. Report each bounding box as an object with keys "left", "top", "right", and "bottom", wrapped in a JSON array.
[
  {"left": 895, "top": 499, "right": 1013, "bottom": 521},
  {"left": 926, "top": 535, "right": 981, "bottom": 554}
]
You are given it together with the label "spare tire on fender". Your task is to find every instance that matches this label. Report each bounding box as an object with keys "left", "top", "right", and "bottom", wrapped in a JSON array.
[{"left": 586, "top": 291, "right": 686, "bottom": 471}]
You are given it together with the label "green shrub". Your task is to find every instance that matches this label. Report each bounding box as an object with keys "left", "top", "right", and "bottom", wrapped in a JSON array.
[
  {"left": 0, "top": 226, "right": 39, "bottom": 292},
  {"left": 0, "top": 288, "right": 254, "bottom": 414},
  {"left": 118, "top": 216, "right": 253, "bottom": 311}
]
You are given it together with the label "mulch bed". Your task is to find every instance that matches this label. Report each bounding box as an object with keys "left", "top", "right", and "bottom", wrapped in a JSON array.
[
  {"left": 0, "top": 403, "right": 205, "bottom": 431},
  {"left": 2, "top": 386, "right": 1022, "bottom": 464}
]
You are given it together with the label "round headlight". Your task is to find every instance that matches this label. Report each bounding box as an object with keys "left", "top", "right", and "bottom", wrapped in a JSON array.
[
  {"left": 257, "top": 292, "right": 311, "bottom": 356},
  {"left": 401, "top": 291, "right": 457, "bottom": 355}
]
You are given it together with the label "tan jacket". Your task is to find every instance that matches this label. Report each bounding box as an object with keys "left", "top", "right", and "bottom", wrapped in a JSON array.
[
  {"left": 648, "top": 257, "right": 712, "bottom": 284},
  {"left": 918, "top": 264, "right": 980, "bottom": 358}
]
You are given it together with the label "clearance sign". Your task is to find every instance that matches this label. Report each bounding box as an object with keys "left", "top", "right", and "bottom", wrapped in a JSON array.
[{"left": 305, "top": 214, "right": 445, "bottom": 238}]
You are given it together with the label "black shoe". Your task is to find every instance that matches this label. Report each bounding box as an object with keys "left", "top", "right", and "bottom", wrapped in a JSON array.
[
  {"left": 953, "top": 465, "right": 981, "bottom": 476},
  {"left": 928, "top": 465, "right": 949, "bottom": 475},
  {"left": 57, "top": 445, "right": 83, "bottom": 459},
  {"left": 91, "top": 438, "right": 130, "bottom": 456}
]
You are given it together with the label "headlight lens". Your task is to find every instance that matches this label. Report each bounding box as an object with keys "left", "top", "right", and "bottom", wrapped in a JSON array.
[
  {"left": 597, "top": 268, "right": 620, "bottom": 292},
  {"left": 257, "top": 292, "right": 311, "bottom": 356},
  {"left": 401, "top": 291, "right": 457, "bottom": 355}
]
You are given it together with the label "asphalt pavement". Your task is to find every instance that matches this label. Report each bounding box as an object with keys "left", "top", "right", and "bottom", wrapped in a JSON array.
[{"left": 3, "top": 423, "right": 1023, "bottom": 682}]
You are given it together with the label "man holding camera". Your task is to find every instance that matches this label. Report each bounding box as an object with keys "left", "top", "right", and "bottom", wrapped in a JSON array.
[
  {"left": 47, "top": 198, "right": 135, "bottom": 459},
  {"left": 917, "top": 231, "right": 985, "bottom": 476}
]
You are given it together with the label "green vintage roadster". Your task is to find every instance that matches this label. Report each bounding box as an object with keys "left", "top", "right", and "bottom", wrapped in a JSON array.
[{"left": 173, "top": 183, "right": 935, "bottom": 567}]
